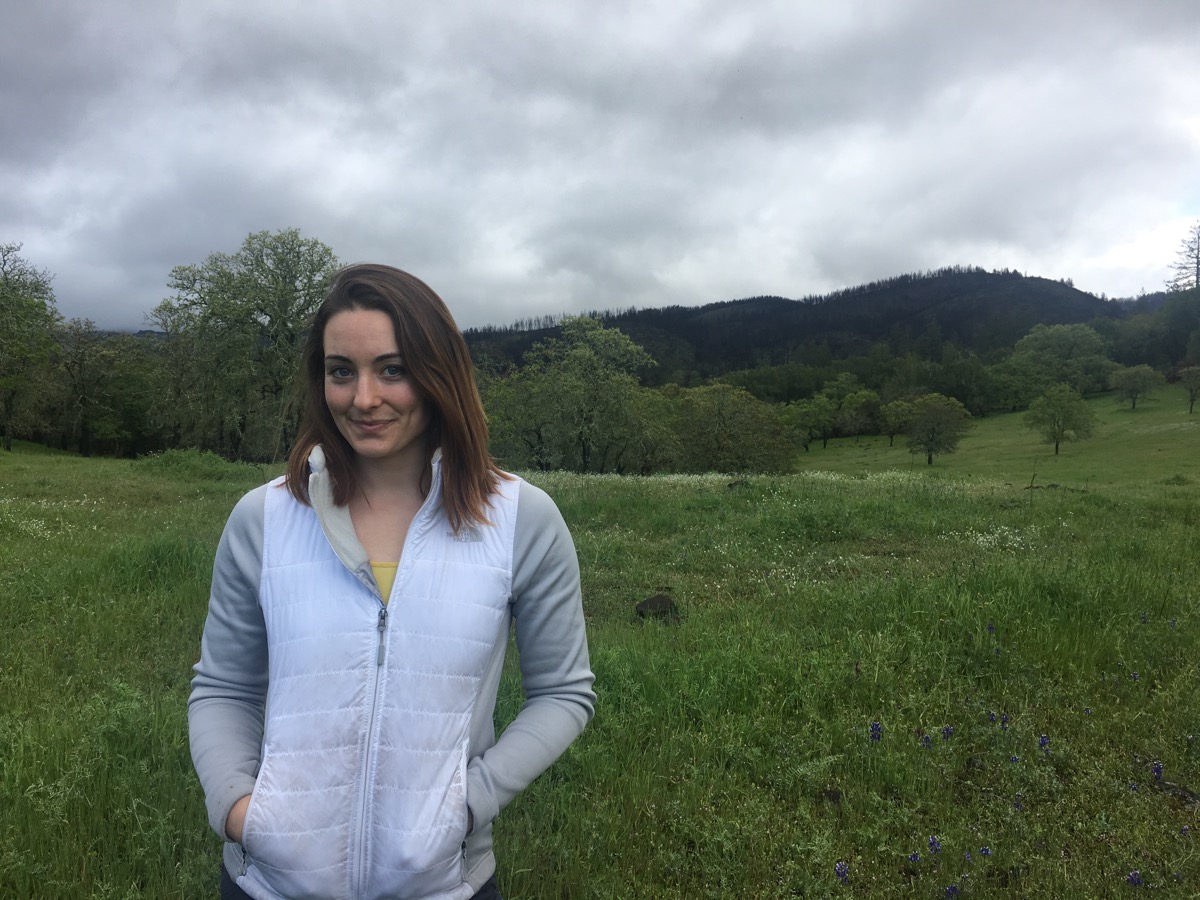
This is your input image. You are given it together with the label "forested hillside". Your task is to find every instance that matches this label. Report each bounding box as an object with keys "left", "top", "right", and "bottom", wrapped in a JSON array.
[
  {"left": 465, "top": 267, "right": 1140, "bottom": 384},
  {"left": 3, "top": 233, "right": 1198, "bottom": 473}
]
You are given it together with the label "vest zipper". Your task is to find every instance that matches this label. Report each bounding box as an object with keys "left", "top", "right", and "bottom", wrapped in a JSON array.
[
  {"left": 354, "top": 599, "right": 388, "bottom": 897},
  {"left": 376, "top": 606, "right": 388, "bottom": 666}
]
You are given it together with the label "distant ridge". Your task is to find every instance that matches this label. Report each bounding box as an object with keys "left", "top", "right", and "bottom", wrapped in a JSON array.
[{"left": 464, "top": 267, "right": 1132, "bottom": 382}]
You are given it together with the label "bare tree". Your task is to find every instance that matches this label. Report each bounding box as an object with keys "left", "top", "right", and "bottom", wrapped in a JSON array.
[{"left": 1168, "top": 221, "right": 1200, "bottom": 292}]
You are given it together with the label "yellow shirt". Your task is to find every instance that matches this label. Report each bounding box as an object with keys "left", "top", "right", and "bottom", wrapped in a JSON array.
[{"left": 370, "top": 562, "right": 398, "bottom": 603}]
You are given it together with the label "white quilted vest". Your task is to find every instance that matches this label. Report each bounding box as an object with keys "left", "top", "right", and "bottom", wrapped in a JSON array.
[{"left": 237, "top": 472, "right": 518, "bottom": 900}]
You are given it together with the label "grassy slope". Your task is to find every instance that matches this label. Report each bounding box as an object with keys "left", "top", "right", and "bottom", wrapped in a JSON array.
[
  {"left": 0, "top": 389, "right": 1196, "bottom": 897},
  {"left": 793, "top": 385, "right": 1199, "bottom": 487}
]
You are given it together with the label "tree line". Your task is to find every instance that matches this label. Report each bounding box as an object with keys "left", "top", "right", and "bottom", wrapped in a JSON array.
[{"left": 2, "top": 226, "right": 1199, "bottom": 470}]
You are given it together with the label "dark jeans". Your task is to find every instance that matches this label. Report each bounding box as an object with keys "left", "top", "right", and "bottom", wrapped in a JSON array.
[{"left": 220, "top": 864, "right": 503, "bottom": 899}]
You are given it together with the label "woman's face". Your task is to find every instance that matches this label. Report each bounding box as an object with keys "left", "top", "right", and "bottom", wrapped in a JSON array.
[{"left": 323, "top": 308, "right": 431, "bottom": 466}]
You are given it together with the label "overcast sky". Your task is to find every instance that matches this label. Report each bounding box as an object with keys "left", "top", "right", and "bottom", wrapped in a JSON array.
[{"left": 3, "top": 0, "right": 1199, "bottom": 332}]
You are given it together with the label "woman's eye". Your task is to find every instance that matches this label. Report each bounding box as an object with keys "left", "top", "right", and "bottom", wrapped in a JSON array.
[
  {"left": 327, "top": 366, "right": 352, "bottom": 379},
  {"left": 383, "top": 364, "right": 406, "bottom": 378}
]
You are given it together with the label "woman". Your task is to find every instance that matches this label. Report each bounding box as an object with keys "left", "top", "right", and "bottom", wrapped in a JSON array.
[{"left": 189, "top": 264, "right": 595, "bottom": 900}]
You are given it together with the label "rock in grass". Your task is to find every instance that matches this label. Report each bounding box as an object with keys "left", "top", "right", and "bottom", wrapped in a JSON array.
[{"left": 636, "top": 593, "right": 681, "bottom": 623}]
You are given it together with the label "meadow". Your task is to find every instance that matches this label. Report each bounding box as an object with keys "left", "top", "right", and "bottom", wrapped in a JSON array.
[{"left": 0, "top": 387, "right": 1196, "bottom": 897}]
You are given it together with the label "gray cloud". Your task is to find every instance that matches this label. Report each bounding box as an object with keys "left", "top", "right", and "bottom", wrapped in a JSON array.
[{"left": 2, "top": 0, "right": 1197, "bottom": 331}]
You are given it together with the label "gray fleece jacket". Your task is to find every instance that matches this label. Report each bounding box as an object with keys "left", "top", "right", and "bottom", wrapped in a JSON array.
[{"left": 188, "top": 448, "right": 595, "bottom": 898}]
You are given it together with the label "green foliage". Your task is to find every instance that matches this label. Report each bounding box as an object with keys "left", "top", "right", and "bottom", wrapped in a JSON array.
[
  {"left": 138, "top": 447, "right": 268, "bottom": 481},
  {"left": 486, "top": 316, "right": 654, "bottom": 473},
  {"left": 719, "top": 361, "right": 823, "bottom": 403},
  {"left": 1023, "top": 384, "right": 1097, "bottom": 455},
  {"left": 40, "top": 320, "right": 169, "bottom": 458},
  {"left": 782, "top": 394, "right": 836, "bottom": 451},
  {"left": 1179, "top": 366, "right": 1200, "bottom": 414},
  {"left": 836, "top": 388, "right": 880, "bottom": 438},
  {"left": 990, "top": 324, "right": 1113, "bottom": 409},
  {"left": 1108, "top": 364, "right": 1165, "bottom": 410},
  {"left": 151, "top": 228, "right": 339, "bottom": 461},
  {"left": 878, "top": 399, "right": 915, "bottom": 447},
  {"left": 663, "top": 383, "right": 792, "bottom": 473},
  {"left": 486, "top": 319, "right": 792, "bottom": 475},
  {"left": 1157, "top": 287, "right": 1200, "bottom": 365},
  {"left": 0, "top": 243, "right": 60, "bottom": 452},
  {"left": 905, "top": 393, "right": 973, "bottom": 465}
]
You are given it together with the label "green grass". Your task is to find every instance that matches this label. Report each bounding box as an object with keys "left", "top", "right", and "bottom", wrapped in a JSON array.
[{"left": 1, "top": 416, "right": 1198, "bottom": 897}]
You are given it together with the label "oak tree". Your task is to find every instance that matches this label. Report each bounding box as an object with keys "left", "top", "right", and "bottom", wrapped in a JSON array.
[
  {"left": 1108, "top": 365, "right": 1164, "bottom": 410},
  {"left": 1023, "top": 384, "right": 1097, "bottom": 455},
  {"left": 906, "top": 393, "right": 972, "bottom": 465},
  {"left": 1177, "top": 366, "right": 1200, "bottom": 414},
  {"left": 151, "top": 229, "right": 338, "bottom": 459},
  {"left": 0, "top": 243, "right": 60, "bottom": 450}
]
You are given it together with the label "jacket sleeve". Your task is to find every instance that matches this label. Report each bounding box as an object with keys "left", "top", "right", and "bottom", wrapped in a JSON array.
[
  {"left": 187, "top": 484, "right": 270, "bottom": 840},
  {"left": 465, "top": 480, "right": 596, "bottom": 826}
]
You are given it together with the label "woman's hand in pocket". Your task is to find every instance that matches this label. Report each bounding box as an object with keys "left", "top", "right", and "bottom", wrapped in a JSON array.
[{"left": 226, "top": 795, "right": 252, "bottom": 844}]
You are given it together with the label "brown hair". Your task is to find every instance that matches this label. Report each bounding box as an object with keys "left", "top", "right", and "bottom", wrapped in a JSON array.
[{"left": 285, "top": 263, "right": 505, "bottom": 530}]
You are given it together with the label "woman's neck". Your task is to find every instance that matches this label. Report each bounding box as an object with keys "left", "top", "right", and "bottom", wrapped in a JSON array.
[{"left": 353, "top": 450, "right": 431, "bottom": 506}]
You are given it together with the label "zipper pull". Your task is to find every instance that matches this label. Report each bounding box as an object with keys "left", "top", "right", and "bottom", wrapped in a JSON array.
[{"left": 376, "top": 607, "right": 388, "bottom": 666}]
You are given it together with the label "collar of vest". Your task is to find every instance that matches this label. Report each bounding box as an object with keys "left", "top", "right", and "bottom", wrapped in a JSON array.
[{"left": 303, "top": 444, "right": 445, "bottom": 593}]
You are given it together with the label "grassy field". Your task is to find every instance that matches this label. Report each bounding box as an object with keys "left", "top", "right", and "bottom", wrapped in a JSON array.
[{"left": 0, "top": 387, "right": 1196, "bottom": 897}]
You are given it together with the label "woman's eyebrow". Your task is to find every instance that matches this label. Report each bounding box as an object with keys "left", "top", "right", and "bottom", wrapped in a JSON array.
[{"left": 324, "top": 353, "right": 404, "bottom": 363}]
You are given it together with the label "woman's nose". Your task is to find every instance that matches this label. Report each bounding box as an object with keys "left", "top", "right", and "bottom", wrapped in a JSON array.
[{"left": 354, "top": 376, "right": 381, "bottom": 408}]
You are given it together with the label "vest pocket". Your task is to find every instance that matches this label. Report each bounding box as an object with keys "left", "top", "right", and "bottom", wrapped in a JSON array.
[
  {"left": 240, "top": 741, "right": 349, "bottom": 898},
  {"left": 368, "top": 741, "right": 470, "bottom": 897}
]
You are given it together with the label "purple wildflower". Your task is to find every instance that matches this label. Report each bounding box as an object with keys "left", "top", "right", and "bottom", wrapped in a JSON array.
[
  {"left": 942, "top": 725, "right": 954, "bottom": 741},
  {"left": 989, "top": 711, "right": 997, "bottom": 723},
  {"left": 963, "top": 850, "right": 972, "bottom": 862},
  {"left": 834, "top": 861, "right": 849, "bottom": 885},
  {"left": 869, "top": 721, "right": 883, "bottom": 742},
  {"left": 908, "top": 851, "right": 921, "bottom": 864},
  {"left": 920, "top": 734, "right": 933, "bottom": 750},
  {"left": 946, "top": 886, "right": 960, "bottom": 898},
  {"left": 1131, "top": 672, "right": 1140, "bottom": 681},
  {"left": 1039, "top": 734, "right": 1050, "bottom": 754},
  {"left": 987, "top": 621, "right": 995, "bottom": 634},
  {"left": 1084, "top": 707, "right": 1092, "bottom": 716},
  {"left": 1129, "top": 782, "right": 1139, "bottom": 792},
  {"left": 1000, "top": 713, "right": 1009, "bottom": 730},
  {"left": 979, "top": 846, "right": 991, "bottom": 857},
  {"left": 1152, "top": 760, "right": 1163, "bottom": 782},
  {"left": 1010, "top": 755, "right": 1020, "bottom": 764},
  {"left": 928, "top": 835, "right": 941, "bottom": 854},
  {"left": 1012, "top": 792, "right": 1024, "bottom": 810},
  {"left": 1127, "top": 870, "right": 1143, "bottom": 887}
]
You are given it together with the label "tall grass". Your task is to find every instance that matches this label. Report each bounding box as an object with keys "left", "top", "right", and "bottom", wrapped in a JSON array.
[{"left": 1, "top": 414, "right": 1197, "bottom": 896}]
